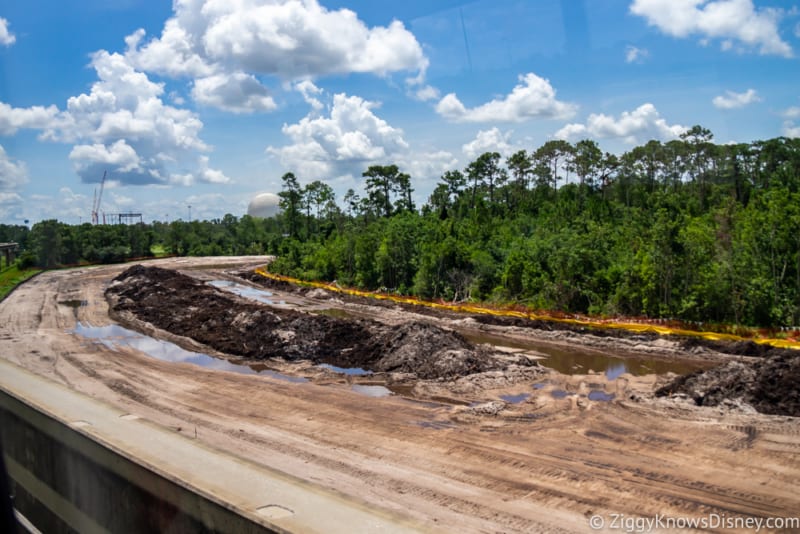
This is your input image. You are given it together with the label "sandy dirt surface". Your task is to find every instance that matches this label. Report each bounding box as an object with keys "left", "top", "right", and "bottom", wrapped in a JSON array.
[{"left": 2, "top": 256, "right": 800, "bottom": 533}]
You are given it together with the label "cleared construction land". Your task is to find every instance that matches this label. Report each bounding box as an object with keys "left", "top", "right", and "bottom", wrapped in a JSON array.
[{"left": 2, "top": 256, "right": 799, "bottom": 533}]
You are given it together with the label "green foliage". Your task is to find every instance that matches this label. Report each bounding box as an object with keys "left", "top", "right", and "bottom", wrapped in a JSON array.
[
  {"left": 12, "top": 132, "right": 800, "bottom": 327},
  {"left": 268, "top": 133, "right": 800, "bottom": 327},
  {"left": 0, "top": 265, "right": 41, "bottom": 301}
]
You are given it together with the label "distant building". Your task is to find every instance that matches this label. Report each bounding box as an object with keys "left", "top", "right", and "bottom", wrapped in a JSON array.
[{"left": 246, "top": 193, "right": 280, "bottom": 218}]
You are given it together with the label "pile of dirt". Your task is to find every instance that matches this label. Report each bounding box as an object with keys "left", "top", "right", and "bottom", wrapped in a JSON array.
[
  {"left": 655, "top": 350, "right": 800, "bottom": 416},
  {"left": 107, "top": 265, "right": 533, "bottom": 380},
  {"left": 366, "top": 322, "right": 501, "bottom": 379},
  {"left": 678, "top": 337, "right": 779, "bottom": 357},
  {"left": 241, "top": 271, "right": 796, "bottom": 360}
]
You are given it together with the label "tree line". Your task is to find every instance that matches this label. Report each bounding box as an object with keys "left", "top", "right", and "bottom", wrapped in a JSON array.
[
  {"left": 271, "top": 127, "right": 800, "bottom": 328},
  {"left": 3, "top": 126, "right": 799, "bottom": 327}
]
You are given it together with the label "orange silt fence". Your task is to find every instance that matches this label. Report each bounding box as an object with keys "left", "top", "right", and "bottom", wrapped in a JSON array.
[{"left": 253, "top": 267, "right": 800, "bottom": 350}]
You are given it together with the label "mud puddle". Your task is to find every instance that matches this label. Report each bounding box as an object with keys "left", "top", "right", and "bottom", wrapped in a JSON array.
[
  {"left": 500, "top": 393, "right": 531, "bottom": 404},
  {"left": 208, "top": 280, "right": 286, "bottom": 306},
  {"left": 73, "top": 323, "right": 307, "bottom": 382},
  {"left": 588, "top": 391, "right": 615, "bottom": 402},
  {"left": 319, "top": 363, "right": 373, "bottom": 376},
  {"left": 318, "top": 306, "right": 705, "bottom": 379},
  {"left": 59, "top": 299, "right": 87, "bottom": 308},
  {"left": 464, "top": 332, "right": 703, "bottom": 378},
  {"left": 60, "top": 299, "right": 88, "bottom": 319},
  {"left": 351, "top": 384, "right": 392, "bottom": 397}
]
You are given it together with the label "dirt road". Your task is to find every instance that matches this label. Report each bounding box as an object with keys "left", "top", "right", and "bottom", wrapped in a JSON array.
[{"left": 2, "top": 257, "right": 799, "bottom": 533}]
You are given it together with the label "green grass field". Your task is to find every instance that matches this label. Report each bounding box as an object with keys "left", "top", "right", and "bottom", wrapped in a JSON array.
[{"left": 0, "top": 265, "right": 42, "bottom": 302}]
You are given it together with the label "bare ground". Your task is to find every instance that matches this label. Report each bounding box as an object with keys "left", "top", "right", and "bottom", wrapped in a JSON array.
[{"left": 2, "top": 256, "right": 799, "bottom": 533}]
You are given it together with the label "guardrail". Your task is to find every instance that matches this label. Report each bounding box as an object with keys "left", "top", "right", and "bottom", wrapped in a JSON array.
[{"left": 0, "top": 359, "right": 423, "bottom": 534}]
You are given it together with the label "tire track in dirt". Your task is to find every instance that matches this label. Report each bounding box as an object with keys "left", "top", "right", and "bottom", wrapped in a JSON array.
[{"left": 2, "top": 258, "right": 800, "bottom": 533}]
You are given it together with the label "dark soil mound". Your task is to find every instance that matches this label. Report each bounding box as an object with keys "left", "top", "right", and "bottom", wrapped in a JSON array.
[
  {"left": 366, "top": 322, "right": 500, "bottom": 379},
  {"left": 472, "top": 314, "right": 663, "bottom": 342},
  {"left": 678, "top": 337, "right": 776, "bottom": 357},
  {"left": 241, "top": 269, "right": 793, "bottom": 357},
  {"left": 655, "top": 350, "right": 800, "bottom": 416},
  {"left": 108, "top": 265, "right": 527, "bottom": 380},
  {"left": 238, "top": 271, "right": 298, "bottom": 293}
]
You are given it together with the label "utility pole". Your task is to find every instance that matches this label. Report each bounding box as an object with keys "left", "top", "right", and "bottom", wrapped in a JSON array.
[{"left": 92, "top": 171, "right": 107, "bottom": 225}]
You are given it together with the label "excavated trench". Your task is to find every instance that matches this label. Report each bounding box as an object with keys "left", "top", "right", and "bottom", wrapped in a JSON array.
[
  {"left": 106, "top": 265, "right": 537, "bottom": 381},
  {"left": 106, "top": 265, "right": 800, "bottom": 417}
]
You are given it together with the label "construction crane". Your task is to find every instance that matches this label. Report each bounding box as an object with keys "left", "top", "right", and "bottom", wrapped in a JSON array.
[{"left": 91, "top": 171, "right": 106, "bottom": 225}]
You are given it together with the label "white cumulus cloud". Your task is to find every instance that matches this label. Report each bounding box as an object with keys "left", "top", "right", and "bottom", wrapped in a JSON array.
[
  {"left": 0, "top": 145, "right": 28, "bottom": 190},
  {"left": 192, "top": 72, "right": 276, "bottom": 113},
  {"left": 436, "top": 73, "right": 576, "bottom": 123},
  {"left": 69, "top": 140, "right": 141, "bottom": 173},
  {"left": 0, "top": 17, "right": 15, "bottom": 46},
  {"left": 267, "top": 92, "right": 454, "bottom": 193},
  {"left": 0, "top": 103, "right": 61, "bottom": 136},
  {"left": 0, "top": 191, "right": 23, "bottom": 221},
  {"left": 784, "top": 121, "right": 800, "bottom": 138},
  {"left": 402, "top": 151, "right": 458, "bottom": 185},
  {"left": 122, "top": 1, "right": 428, "bottom": 113},
  {"left": 267, "top": 93, "right": 408, "bottom": 180},
  {"left": 625, "top": 45, "right": 650, "bottom": 63},
  {"left": 413, "top": 85, "right": 440, "bottom": 102},
  {"left": 294, "top": 80, "right": 324, "bottom": 111},
  {"left": 125, "top": 0, "right": 427, "bottom": 82},
  {"left": 630, "top": 0, "right": 793, "bottom": 57},
  {"left": 1, "top": 50, "right": 228, "bottom": 187},
  {"left": 780, "top": 106, "right": 800, "bottom": 119},
  {"left": 554, "top": 103, "right": 687, "bottom": 144},
  {"left": 712, "top": 88, "right": 761, "bottom": 109},
  {"left": 57, "top": 51, "right": 226, "bottom": 186},
  {"left": 462, "top": 128, "right": 517, "bottom": 159}
]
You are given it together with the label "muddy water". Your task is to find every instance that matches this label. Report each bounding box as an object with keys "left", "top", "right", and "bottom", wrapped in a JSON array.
[
  {"left": 351, "top": 384, "right": 392, "bottom": 397},
  {"left": 73, "top": 323, "right": 307, "bottom": 382},
  {"left": 315, "top": 307, "right": 705, "bottom": 378},
  {"left": 588, "top": 390, "right": 615, "bottom": 401},
  {"left": 500, "top": 393, "right": 531, "bottom": 404},
  {"left": 207, "top": 280, "right": 286, "bottom": 305},
  {"left": 59, "top": 299, "right": 87, "bottom": 308},
  {"left": 319, "top": 363, "right": 373, "bottom": 376},
  {"left": 463, "top": 332, "right": 706, "bottom": 378}
]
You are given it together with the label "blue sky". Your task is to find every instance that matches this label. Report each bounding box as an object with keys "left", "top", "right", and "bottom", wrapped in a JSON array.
[{"left": 1, "top": 0, "right": 799, "bottom": 224}]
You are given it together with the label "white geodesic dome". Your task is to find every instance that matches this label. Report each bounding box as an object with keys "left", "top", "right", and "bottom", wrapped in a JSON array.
[{"left": 246, "top": 193, "right": 280, "bottom": 218}]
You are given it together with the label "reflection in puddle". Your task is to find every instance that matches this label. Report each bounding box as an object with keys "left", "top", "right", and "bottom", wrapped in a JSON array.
[
  {"left": 73, "top": 323, "right": 307, "bottom": 382},
  {"left": 550, "top": 390, "right": 570, "bottom": 399},
  {"left": 588, "top": 390, "right": 615, "bottom": 402},
  {"left": 532, "top": 382, "right": 548, "bottom": 390},
  {"left": 604, "top": 362, "right": 628, "bottom": 380},
  {"left": 500, "top": 393, "right": 531, "bottom": 404},
  {"left": 319, "top": 363, "right": 373, "bottom": 376},
  {"left": 351, "top": 384, "right": 392, "bottom": 397},
  {"left": 464, "top": 332, "right": 705, "bottom": 377},
  {"left": 208, "top": 280, "right": 285, "bottom": 305}
]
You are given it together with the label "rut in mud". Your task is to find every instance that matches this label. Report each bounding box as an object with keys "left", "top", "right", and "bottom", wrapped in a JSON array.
[{"left": 107, "top": 265, "right": 536, "bottom": 379}]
